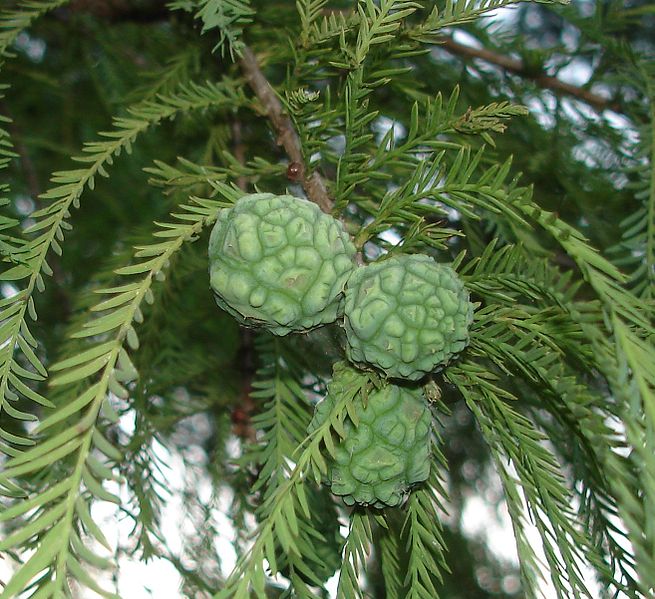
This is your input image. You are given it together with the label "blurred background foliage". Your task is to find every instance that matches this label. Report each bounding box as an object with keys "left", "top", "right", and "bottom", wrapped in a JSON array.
[{"left": 1, "top": 0, "right": 653, "bottom": 597}]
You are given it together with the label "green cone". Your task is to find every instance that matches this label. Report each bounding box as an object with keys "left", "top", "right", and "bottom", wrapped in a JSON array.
[
  {"left": 343, "top": 254, "right": 473, "bottom": 380},
  {"left": 309, "top": 364, "right": 432, "bottom": 508},
  {"left": 209, "top": 193, "right": 356, "bottom": 336}
]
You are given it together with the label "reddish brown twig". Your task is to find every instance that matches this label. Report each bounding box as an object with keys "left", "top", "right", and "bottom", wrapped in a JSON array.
[
  {"left": 439, "top": 37, "right": 621, "bottom": 113},
  {"left": 238, "top": 46, "right": 333, "bottom": 214},
  {"left": 232, "top": 329, "right": 257, "bottom": 442}
]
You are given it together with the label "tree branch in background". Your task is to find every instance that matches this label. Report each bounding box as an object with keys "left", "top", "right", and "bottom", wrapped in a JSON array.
[
  {"left": 60, "top": 3, "right": 623, "bottom": 116},
  {"left": 238, "top": 46, "right": 333, "bottom": 214},
  {"left": 439, "top": 37, "right": 622, "bottom": 114}
]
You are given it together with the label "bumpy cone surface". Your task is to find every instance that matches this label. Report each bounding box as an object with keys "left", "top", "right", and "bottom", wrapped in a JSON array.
[
  {"left": 343, "top": 254, "right": 474, "bottom": 380},
  {"left": 209, "top": 193, "right": 356, "bottom": 335},
  {"left": 309, "top": 364, "right": 432, "bottom": 508}
]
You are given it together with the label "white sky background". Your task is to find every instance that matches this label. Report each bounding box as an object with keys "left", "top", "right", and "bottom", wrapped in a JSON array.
[{"left": 0, "top": 2, "right": 640, "bottom": 598}]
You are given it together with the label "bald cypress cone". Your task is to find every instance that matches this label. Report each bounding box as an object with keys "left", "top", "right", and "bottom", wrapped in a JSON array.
[
  {"left": 343, "top": 254, "right": 474, "bottom": 380},
  {"left": 309, "top": 364, "right": 432, "bottom": 508},
  {"left": 209, "top": 193, "right": 356, "bottom": 335}
]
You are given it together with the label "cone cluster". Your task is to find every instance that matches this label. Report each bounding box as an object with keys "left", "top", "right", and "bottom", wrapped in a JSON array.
[{"left": 209, "top": 193, "right": 475, "bottom": 507}]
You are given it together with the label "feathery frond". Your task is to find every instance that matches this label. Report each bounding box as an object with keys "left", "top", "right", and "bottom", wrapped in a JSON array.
[
  {"left": 402, "top": 472, "right": 450, "bottom": 599},
  {"left": 0, "top": 195, "right": 226, "bottom": 598},
  {"left": 447, "top": 362, "right": 603, "bottom": 598},
  {"left": 353, "top": 0, "right": 420, "bottom": 67},
  {"left": 296, "top": 0, "right": 328, "bottom": 46},
  {"left": 611, "top": 59, "right": 655, "bottom": 299},
  {"left": 213, "top": 362, "right": 371, "bottom": 598},
  {"left": 411, "top": 0, "right": 534, "bottom": 40},
  {"left": 335, "top": 511, "right": 374, "bottom": 599},
  {"left": 0, "top": 84, "right": 21, "bottom": 263},
  {"left": 170, "top": 0, "right": 254, "bottom": 60},
  {"left": 0, "top": 78, "right": 244, "bottom": 455},
  {"left": 0, "top": 0, "right": 69, "bottom": 60}
]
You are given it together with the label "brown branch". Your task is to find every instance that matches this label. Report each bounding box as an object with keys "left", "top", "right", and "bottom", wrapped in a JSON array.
[
  {"left": 61, "top": 2, "right": 621, "bottom": 115},
  {"left": 232, "top": 328, "right": 257, "bottom": 442},
  {"left": 439, "top": 37, "right": 622, "bottom": 114},
  {"left": 238, "top": 46, "right": 333, "bottom": 214},
  {"left": 56, "top": 4, "right": 622, "bottom": 116},
  {"left": 319, "top": 7, "right": 622, "bottom": 114}
]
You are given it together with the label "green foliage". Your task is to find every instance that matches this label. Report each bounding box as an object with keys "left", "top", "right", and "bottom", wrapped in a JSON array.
[
  {"left": 611, "top": 59, "right": 655, "bottom": 299},
  {"left": 448, "top": 362, "right": 605, "bottom": 598},
  {"left": 402, "top": 473, "right": 450, "bottom": 599},
  {"left": 170, "top": 0, "right": 254, "bottom": 59},
  {"left": 335, "top": 511, "right": 374, "bottom": 599},
  {"left": 0, "top": 0, "right": 69, "bottom": 60},
  {"left": 411, "top": 0, "right": 531, "bottom": 36},
  {"left": 0, "top": 77, "right": 244, "bottom": 457},
  {"left": 241, "top": 336, "right": 345, "bottom": 589},
  {"left": 0, "top": 84, "right": 20, "bottom": 271},
  {"left": 0, "top": 195, "right": 224, "bottom": 598},
  {"left": 0, "top": 1, "right": 654, "bottom": 598}
]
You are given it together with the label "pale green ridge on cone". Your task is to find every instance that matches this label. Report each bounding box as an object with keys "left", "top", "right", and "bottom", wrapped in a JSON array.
[
  {"left": 309, "top": 363, "right": 432, "bottom": 508},
  {"left": 343, "top": 254, "right": 474, "bottom": 380},
  {"left": 209, "top": 193, "right": 356, "bottom": 335}
]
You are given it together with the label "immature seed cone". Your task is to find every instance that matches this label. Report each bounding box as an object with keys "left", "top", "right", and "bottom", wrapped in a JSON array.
[
  {"left": 343, "top": 254, "right": 474, "bottom": 380},
  {"left": 309, "top": 363, "right": 432, "bottom": 508},
  {"left": 209, "top": 193, "right": 356, "bottom": 335}
]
